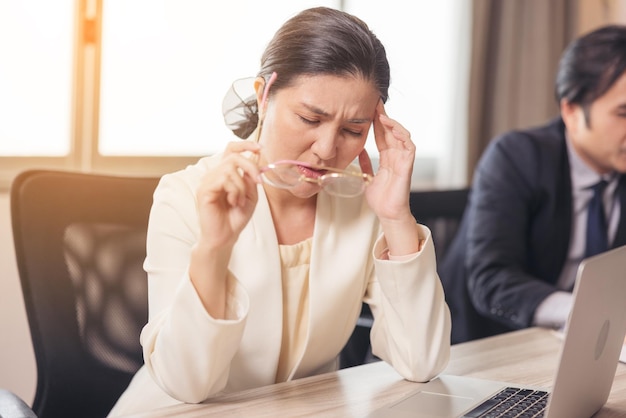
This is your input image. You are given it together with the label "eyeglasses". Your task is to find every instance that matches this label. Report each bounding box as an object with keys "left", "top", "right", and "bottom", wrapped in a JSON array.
[
  {"left": 259, "top": 160, "right": 373, "bottom": 197},
  {"left": 254, "top": 72, "right": 278, "bottom": 143}
]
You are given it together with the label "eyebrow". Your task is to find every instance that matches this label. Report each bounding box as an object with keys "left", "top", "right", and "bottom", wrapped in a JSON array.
[{"left": 301, "top": 102, "right": 372, "bottom": 124}]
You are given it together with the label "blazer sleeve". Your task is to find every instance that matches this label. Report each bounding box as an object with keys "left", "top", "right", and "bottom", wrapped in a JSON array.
[
  {"left": 140, "top": 171, "right": 251, "bottom": 403},
  {"left": 366, "top": 224, "right": 451, "bottom": 382},
  {"left": 466, "top": 132, "right": 559, "bottom": 329}
]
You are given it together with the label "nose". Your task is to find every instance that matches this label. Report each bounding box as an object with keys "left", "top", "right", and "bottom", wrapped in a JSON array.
[{"left": 310, "top": 130, "right": 338, "bottom": 161}]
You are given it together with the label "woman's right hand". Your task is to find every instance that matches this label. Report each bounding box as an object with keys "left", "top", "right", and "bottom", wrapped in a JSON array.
[
  {"left": 190, "top": 141, "right": 261, "bottom": 318},
  {"left": 196, "top": 141, "right": 262, "bottom": 250}
]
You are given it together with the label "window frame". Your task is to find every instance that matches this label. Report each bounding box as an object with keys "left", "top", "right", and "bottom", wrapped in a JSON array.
[{"left": 0, "top": 0, "right": 199, "bottom": 191}]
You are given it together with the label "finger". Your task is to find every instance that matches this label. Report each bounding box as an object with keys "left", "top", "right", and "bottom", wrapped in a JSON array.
[
  {"left": 358, "top": 149, "right": 374, "bottom": 176},
  {"left": 373, "top": 101, "right": 412, "bottom": 151},
  {"left": 376, "top": 99, "right": 387, "bottom": 116},
  {"left": 226, "top": 187, "right": 242, "bottom": 208},
  {"left": 223, "top": 140, "right": 262, "bottom": 156},
  {"left": 373, "top": 100, "right": 387, "bottom": 151},
  {"left": 375, "top": 110, "right": 414, "bottom": 152},
  {"left": 221, "top": 152, "right": 262, "bottom": 183},
  {"left": 198, "top": 161, "right": 250, "bottom": 207},
  {"left": 223, "top": 172, "right": 246, "bottom": 207},
  {"left": 228, "top": 166, "right": 247, "bottom": 191},
  {"left": 224, "top": 165, "right": 259, "bottom": 207},
  {"left": 379, "top": 114, "right": 411, "bottom": 141},
  {"left": 242, "top": 172, "right": 259, "bottom": 205}
]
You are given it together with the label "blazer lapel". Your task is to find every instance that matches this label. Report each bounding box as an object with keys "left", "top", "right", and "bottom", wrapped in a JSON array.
[
  {"left": 228, "top": 185, "right": 284, "bottom": 386},
  {"left": 292, "top": 192, "right": 378, "bottom": 379}
]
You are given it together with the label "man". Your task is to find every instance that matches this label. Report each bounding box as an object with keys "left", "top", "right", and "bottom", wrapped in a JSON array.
[{"left": 441, "top": 25, "right": 626, "bottom": 344}]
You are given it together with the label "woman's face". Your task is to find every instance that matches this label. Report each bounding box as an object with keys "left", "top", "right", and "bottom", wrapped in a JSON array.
[{"left": 256, "top": 74, "right": 380, "bottom": 197}]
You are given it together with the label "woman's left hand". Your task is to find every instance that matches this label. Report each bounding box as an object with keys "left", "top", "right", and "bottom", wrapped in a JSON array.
[{"left": 360, "top": 100, "right": 415, "bottom": 222}]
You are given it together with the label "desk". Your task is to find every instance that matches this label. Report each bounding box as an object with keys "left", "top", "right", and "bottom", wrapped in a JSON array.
[{"left": 123, "top": 328, "right": 626, "bottom": 417}]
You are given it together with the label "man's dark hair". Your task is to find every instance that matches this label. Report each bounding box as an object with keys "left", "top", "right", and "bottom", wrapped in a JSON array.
[{"left": 555, "top": 25, "right": 626, "bottom": 125}]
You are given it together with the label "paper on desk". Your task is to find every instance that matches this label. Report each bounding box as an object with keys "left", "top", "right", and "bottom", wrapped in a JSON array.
[{"left": 552, "top": 329, "right": 626, "bottom": 364}]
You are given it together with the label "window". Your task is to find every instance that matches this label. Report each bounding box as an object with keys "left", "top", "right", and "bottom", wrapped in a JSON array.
[
  {"left": 98, "top": 0, "right": 338, "bottom": 156},
  {"left": 0, "top": 0, "right": 469, "bottom": 189},
  {"left": 0, "top": 0, "right": 76, "bottom": 189},
  {"left": 0, "top": 0, "right": 73, "bottom": 156}
]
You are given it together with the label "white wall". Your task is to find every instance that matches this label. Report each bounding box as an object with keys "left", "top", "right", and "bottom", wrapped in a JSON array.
[{"left": 0, "top": 191, "right": 36, "bottom": 405}]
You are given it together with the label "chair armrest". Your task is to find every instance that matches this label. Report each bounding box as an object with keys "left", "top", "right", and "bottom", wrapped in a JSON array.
[{"left": 0, "top": 389, "right": 37, "bottom": 418}]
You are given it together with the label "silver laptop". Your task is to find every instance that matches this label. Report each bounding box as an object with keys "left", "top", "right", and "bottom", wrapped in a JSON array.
[{"left": 369, "top": 245, "right": 626, "bottom": 418}]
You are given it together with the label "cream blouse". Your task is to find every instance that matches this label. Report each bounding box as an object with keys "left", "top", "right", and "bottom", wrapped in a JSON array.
[{"left": 275, "top": 238, "right": 312, "bottom": 383}]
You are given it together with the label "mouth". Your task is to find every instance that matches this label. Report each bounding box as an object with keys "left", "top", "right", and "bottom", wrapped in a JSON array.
[{"left": 296, "top": 164, "right": 327, "bottom": 179}]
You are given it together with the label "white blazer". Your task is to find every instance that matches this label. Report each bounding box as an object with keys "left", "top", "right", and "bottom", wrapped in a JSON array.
[{"left": 108, "top": 156, "right": 451, "bottom": 416}]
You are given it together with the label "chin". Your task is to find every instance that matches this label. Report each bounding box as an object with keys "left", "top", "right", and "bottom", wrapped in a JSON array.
[
  {"left": 612, "top": 155, "right": 626, "bottom": 173},
  {"left": 290, "top": 185, "right": 322, "bottom": 199}
]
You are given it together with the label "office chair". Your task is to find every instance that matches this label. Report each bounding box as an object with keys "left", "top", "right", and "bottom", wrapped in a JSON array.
[
  {"left": 408, "top": 188, "right": 470, "bottom": 262},
  {"left": 11, "top": 170, "right": 160, "bottom": 418},
  {"left": 339, "top": 188, "right": 470, "bottom": 368},
  {"left": 0, "top": 389, "right": 37, "bottom": 418}
]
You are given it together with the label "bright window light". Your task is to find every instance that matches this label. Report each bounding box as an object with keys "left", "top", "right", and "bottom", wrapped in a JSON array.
[
  {"left": 98, "top": 1, "right": 464, "bottom": 161},
  {"left": 0, "top": 0, "right": 468, "bottom": 186},
  {"left": 99, "top": 0, "right": 338, "bottom": 156},
  {"left": 347, "top": 1, "right": 459, "bottom": 158},
  {"left": 0, "top": 0, "right": 73, "bottom": 156}
]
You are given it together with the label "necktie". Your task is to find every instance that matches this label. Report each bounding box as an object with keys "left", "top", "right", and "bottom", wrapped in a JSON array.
[{"left": 585, "top": 179, "right": 609, "bottom": 258}]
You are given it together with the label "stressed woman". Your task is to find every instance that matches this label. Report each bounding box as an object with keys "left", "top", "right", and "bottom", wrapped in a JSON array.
[{"left": 108, "top": 7, "right": 450, "bottom": 416}]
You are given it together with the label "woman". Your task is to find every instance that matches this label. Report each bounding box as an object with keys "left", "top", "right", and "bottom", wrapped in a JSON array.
[{"left": 108, "top": 6, "right": 450, "bottom": 416}]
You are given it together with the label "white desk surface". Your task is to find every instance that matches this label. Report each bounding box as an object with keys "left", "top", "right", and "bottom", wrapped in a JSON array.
[{"left": 122, "top": 327, "right": 626, "bottom": 417}]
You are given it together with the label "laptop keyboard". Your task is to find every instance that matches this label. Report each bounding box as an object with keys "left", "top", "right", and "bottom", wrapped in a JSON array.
[{"left": 463, "top": 386, "right": 549, "bottom": 417}]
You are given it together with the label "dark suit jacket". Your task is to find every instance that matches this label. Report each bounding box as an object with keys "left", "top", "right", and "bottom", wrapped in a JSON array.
[{"left": 441, "top": 117, "right": 626, "bottom": 344}]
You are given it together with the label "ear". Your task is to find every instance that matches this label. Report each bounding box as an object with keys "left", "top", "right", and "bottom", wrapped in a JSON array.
[
  {"left": 253, "top": 72, "right": 278, "bottom": 119},
  {"left": 560, "top": 98, "right": 584, "bottom": 135},
  {"left": 254, "top": 76, "right": 269, "bottom": 120}
]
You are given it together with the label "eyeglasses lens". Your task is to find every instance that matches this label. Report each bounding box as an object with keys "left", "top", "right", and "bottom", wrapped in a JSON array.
[
  {"left": 261, "top": 163, "right": 368, "bottom": 197},
  {"left": 261, "top": 164, "right": 302, "bottom": 188},
  {"left": 322, "top": 175, "right": 365, "bottom": 197}
]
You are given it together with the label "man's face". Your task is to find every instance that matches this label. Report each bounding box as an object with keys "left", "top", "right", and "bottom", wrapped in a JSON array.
[{"left": 563, "top": 71, "right": 626, "bottom": 174}]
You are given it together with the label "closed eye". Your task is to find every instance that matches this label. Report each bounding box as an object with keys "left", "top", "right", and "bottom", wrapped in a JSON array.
[
  {"left": 615, "top": 104, "right": 626, "bottom": 117},
  {"left": 298, "top": 115, "right": 319, "bottom": 125},
  {"left": 344, "top": 128, "right": 363, "bottom": 137}
]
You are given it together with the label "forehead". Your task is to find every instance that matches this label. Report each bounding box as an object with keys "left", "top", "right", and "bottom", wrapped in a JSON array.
[{"left": 276, "top": 74, "right": 380, "bottom": 110}]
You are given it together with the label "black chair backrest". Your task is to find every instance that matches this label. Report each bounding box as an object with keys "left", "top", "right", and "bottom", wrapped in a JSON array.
[
  {"left": 409, "top": 188, "right": 470, "bottom": 263},
  {"left": 11, "top": 170, "right": 159, "bottom": 418}
]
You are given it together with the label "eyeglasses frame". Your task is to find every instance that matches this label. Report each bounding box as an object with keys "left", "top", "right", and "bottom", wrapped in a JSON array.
[{"left": 259, "top": 159, "right": 373, "bottom": 196}]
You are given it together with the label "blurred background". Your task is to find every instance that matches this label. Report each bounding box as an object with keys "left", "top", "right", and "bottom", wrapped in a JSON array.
[{"left": 1, "top": 0, "right": 625, "bottom": 405}]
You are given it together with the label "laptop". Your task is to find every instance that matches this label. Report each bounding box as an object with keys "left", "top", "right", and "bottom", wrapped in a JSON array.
[{"left": 369, "top": 245, "right": 626, "bottom": 418}]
